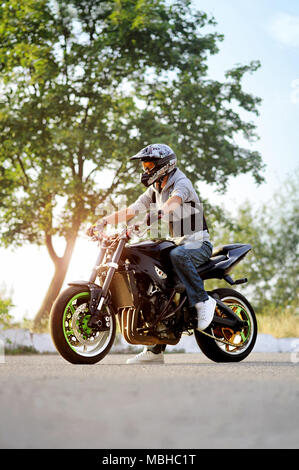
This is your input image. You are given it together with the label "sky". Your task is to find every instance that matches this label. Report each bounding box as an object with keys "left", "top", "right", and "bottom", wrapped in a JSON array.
[
  {"left": 1, "top": 0, "right": 298, "bottom": 322},
  {"left": 193, "top": 0, "right": 299, "bottom": 208}
]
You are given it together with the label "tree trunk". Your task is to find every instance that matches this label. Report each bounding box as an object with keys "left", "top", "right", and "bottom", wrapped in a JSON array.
[{"left": 33, "top": 232, "right": 78, "bottom": 331}]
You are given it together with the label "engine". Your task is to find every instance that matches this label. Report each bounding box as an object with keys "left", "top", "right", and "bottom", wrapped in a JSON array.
[
  {"left": 108, "top": 270, "right": 184, "bottom": 345},
  {"left": 136, "top": 275, "right": 181, "bottom": 342}
]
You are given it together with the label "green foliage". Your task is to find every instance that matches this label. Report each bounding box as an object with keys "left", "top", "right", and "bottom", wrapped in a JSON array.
[
  {"left": 5, "top": 345, "right": 40, "bottom": 355},
  {"left": 206, "top": 170, "right": 299, "bottom": 312},
  {"left": 0, "top": 283, "right": 14, "bottom": 328}
]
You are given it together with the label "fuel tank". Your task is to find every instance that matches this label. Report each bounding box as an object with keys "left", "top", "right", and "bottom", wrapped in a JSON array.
[
  {"left": 125, "top": 239, "right": 175, "bottom": 259},
  {"left": 109, "top": 240, "right": 175, "bottom": 310},
  {"left": 120, "top": 239, "right": 175, "bottom": 288}
]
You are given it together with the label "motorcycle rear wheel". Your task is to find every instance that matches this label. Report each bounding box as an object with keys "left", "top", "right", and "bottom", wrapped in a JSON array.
[
  {"left": 50, "top": 286, "right": 116, "bottom": 364},
  {"left": 194, "top": 288, "right": 257, "bottom": 362}
]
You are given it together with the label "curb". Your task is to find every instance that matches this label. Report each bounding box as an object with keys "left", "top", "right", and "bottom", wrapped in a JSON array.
[{"left": 1, "top": 328, "right": 299, "bottom": 354}]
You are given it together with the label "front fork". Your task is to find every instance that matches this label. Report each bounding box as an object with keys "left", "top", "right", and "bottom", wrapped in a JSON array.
[{"left": 73, "top": 236, "right": 128, "bottom": 327}]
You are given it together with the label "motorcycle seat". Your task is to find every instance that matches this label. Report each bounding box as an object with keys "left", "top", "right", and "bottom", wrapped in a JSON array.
[
  {"left": 212, "top": 244, "right": 246, "bottom": 257},
  {"left": 196, "top": 254, "right": 227, "bottom": 274},
  {"left": 171, "top": 245, "right": 247, "bottom": 288}
]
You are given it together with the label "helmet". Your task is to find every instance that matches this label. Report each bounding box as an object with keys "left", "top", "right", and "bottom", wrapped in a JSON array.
[{"left": 130, "top": 144, "right": 177, "bottom": 187}]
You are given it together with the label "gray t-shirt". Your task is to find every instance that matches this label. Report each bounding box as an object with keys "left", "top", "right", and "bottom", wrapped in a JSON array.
[{"left": 129, "top": 168, "right": 210, "bottom": 245}]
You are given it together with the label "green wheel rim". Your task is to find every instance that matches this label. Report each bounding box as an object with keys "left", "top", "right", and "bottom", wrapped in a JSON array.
[
  {"left": 230, "top": 303, "right": 251, "bottom": 342},
  {"left": 62, "top": 291, "right": 113, "bottom": 357},
  {"left": 63, "top": 292, "right": 89, "bottom": 352},
  {"left": 212, "top": 296, "right": 255, "bottom": 355}
]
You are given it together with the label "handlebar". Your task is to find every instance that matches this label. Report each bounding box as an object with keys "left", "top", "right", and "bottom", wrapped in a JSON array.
[
  {"left": 87, "top": 209, "right": 165, "bottom": 244},
  {"left": 87, "top": 220, "right": 150, "bottom": 244}
]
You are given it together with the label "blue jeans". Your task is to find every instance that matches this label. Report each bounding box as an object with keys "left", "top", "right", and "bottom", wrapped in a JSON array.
[
  {"left": 147, "top": 240, "right": 213, "bottom": 355},
  {"left": 169, "top": 240, "right": 213, "bottom": 306}
]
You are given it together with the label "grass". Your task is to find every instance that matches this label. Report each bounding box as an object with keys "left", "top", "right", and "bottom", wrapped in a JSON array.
[
  {"left": 257, "top": 309, "right": 299, "bottom": 338},
  {"left": 4, "top": 345, "right": 40, "bottom": 355}
]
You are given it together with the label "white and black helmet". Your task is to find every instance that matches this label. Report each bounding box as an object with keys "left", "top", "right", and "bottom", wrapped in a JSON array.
[{"left": 130, "top": 143, "right": 177, "bottom": 187}]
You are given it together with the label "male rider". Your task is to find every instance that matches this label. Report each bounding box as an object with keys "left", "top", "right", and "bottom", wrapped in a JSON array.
[{"left": 88, "top": 144, "right": 216, "bottom": 364}]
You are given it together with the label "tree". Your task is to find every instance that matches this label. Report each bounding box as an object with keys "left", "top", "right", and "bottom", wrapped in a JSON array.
[
  {"left": 0, "top": 0, "right": 264, "bottom": 329},
  {"left": 0, "top": 284, "right": 14, "bottom": 329},
  {"left": 207, "top": 169, "right": 299, "bottom": 312},
  {"left": 261, "top": 169, "right": 299, "bottom": 309}
]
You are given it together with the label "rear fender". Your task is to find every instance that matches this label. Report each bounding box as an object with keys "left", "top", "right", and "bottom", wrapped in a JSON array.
[{"left": 200, "top": 244, "right": 251, "bottom": 281}]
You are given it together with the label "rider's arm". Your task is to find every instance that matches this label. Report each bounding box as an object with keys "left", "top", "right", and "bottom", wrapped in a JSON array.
[
  {"left": 100, "top": 187, "right": 154, "bottom": 226},
  {"left": 102, "top": 207, "right": 136, "bottom": 226},
  {"left": 87, "top": 207, "right": 135, "bottom": 235},
  {"left": 159, "top": 176, "right": 192, "bottom": 219},
  {"left": 161, "top": 195, "right": 182, "bottom": 216}
]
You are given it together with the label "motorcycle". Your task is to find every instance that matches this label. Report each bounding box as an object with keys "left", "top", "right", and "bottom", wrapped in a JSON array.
[{"left": 50, "top": 222, "right": 257, "bottom": 364}]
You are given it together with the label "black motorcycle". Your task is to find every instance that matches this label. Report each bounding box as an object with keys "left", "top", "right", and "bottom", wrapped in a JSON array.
[{"left": 50, "top": 223, "right": 257, "bottom": 364}]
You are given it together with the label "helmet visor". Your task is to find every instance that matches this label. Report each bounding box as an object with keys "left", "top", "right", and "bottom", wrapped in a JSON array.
[{"left": 142, "top": 161, "right": 155, "bottom": 173}]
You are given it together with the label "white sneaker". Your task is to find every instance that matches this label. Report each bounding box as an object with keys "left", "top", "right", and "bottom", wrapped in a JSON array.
[
  {"left": 195, "top": 296, "right": 216, "bottom": 331},
  {"left": 126, "top": 347, "right": 165, "bottom": 364}
]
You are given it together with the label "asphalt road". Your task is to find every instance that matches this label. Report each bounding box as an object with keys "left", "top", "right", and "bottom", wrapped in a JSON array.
[{"left": 0, "top": 353, "right": 298, "bottom": 449}]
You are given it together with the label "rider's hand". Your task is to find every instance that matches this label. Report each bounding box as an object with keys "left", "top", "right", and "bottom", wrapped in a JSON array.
[
  {"left": 86, "top": 225, "right": 96, "bottom": 237},
  {"left": 145, "top": 210, "right": 164, "bottom": 226},
  {"left": 86, "top": 219, "right": 107, "bottom": 237}
]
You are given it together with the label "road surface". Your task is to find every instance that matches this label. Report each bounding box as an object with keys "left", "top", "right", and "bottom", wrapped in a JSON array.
[{"left": 0, "top": 353, "right": 298, "bottom": 449}]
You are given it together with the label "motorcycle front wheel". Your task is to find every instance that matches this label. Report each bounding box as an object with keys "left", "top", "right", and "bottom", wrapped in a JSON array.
[
  {"left": 50, "top": 286, "right": 116, "bottom": 364},
  {"left": 194, "top": 288, "right": 257, "bottom": 363}
]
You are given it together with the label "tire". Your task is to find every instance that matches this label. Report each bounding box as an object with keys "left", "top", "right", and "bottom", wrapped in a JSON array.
[
  {"left": 194, "top": 288, "right": 257, "bottom": 363},
  {"left": 50, "top": 286, "right": 116, "bottom": 364}
]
